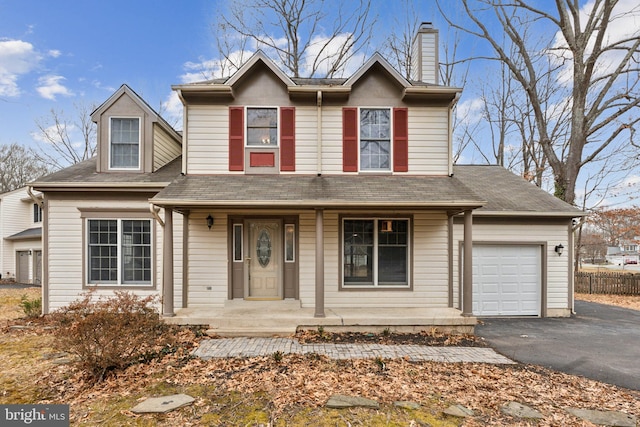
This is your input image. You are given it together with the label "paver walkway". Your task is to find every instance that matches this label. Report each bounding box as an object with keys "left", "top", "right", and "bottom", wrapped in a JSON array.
[{"left": 193, "top": 337, "right": 515, "bottom": 364}]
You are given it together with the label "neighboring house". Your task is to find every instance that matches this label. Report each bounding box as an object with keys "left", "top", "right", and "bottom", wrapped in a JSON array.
[
  {"left": 32, "top": 24, "right": 582, "bottom": 332},
  {"left": 0, "top": 187, "right": 43, "bottom": 284},
  {"left": 606, "top": 240, "right": 640, "bottom": 265}
]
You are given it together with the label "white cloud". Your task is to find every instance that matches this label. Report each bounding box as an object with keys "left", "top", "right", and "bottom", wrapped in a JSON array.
[
  {"left": 160, "top": 91, "right": 183, "bottom": 130},
  {"left": 456, "top": 97, "right": 484, "bottom": 126},
  {"left": 550, "top": 0, "right": 640, "bottom": 85},
  {"left": 181, "top": 49, "right": 253, "bottom": 82},
  {"left": 301, "top": 33, "right": 365, "bottom": 78},
  {"left": 48, "top": 49, "right": 61, "bottom": 58},
  {"left": 0, "top": 39, "right": 42, "bottom": 96},
  {"left": 36, "top": 74, "right": 73, "bottom": 100},
  {"left": 30, "top": 122, "right": 76, "bottom": 144}
]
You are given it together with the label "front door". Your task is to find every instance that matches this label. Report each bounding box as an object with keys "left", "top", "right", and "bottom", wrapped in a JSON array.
[
  {"left": 16, "top": 251, "right": 29, "bottom": 283},
  {"left": 246, "top": 220, "right": 282, "bottom": 299}
]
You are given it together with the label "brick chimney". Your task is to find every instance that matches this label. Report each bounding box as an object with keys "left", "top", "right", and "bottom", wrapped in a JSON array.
[{"left": 410, "top": 22, "right": 439, "bottom": 84}]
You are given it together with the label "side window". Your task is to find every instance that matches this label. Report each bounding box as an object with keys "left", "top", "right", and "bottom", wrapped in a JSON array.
[
  {"left": 33, "top": 204, "right": 42, "bottom": 223},
  {"left": 110, "top": 117, "right": 140, "bottom": 169},
  {"left": 360, "top": 108, "right": 391, "bottom": 171},
  {"left": 247, "top": 108, "right": 277, "bottom": 146}
]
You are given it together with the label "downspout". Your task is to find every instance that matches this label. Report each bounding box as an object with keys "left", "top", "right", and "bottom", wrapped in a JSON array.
[
  {"left": 27, "top": 186, "right": 43, "bottom": 207},
  {"left": 448, "top": 92, "right": 461, "bottom": 176},
  {"left": 316, "top": 90, "right": 323, "bottom": 175},
  {"left": 150, "top": 204, "right": 165, "bottom": 227}
]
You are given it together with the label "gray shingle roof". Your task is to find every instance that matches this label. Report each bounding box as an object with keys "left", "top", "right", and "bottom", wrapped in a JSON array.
[
  {"left": 453, "top": 165, "right": 583, "bottom": 216},
  {"left": 151, "top": 174, "right": 484, "bottom": 210},
  {"left": 5, "top": 227, "right": 41, "bottom": 240},
  {"left": 31, "top": 157, "right": 181, "bottom": 187}
]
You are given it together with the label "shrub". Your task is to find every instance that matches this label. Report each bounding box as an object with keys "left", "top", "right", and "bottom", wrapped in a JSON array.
[
  {"left": 50, "top": 290, "right": 175, "bottom": 381},
  {"left": 20, "top": 295, "right": 41, "bottom": 318}
]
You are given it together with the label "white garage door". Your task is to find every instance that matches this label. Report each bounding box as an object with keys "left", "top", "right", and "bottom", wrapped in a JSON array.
[{"left": 472, "top": 245, "right": 541, "bottom": 316}]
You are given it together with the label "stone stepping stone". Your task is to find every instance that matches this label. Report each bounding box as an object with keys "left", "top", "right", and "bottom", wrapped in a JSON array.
[
  {"left": 131, "top": 394, "right": 195, "bottom": 414},
  {"left": 444, "top": 404, "right": 475, "bottom": 418},
  {"left": 394, "top": 401, "right": 421, "bottom": 410},
  {"left": 326, "top": 395, "right": 379, "bottom": 409},
  {"left": 565, "top": 408, "right": 636, "bottom": 427},
  {"left": 500, "top": 401, "right": 544, "bottom": 419}
]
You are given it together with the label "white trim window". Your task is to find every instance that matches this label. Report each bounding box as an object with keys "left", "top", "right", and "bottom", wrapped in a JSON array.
[
  {"left": 343, "top": 218, "right": 409, "bottom": 287},
  {"left": 88, "top": 219, "right": 152, "bottom": 285},
  {"left": 110, "top": 117, "right": 141, "bottom": 169},
  {"left": 360, "top": 108, "right": 391, "bottom": 171},
  {"left": 246, "top": 107, "right": 278, "bottom": 146}
]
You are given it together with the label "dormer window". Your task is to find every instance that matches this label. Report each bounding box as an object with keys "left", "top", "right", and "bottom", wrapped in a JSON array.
[
  {"left": 247, "top": 108, "right": 277, "bottom": 146},
  {"left": 110, "top": 117, "right": 140, "bottom": 169}
]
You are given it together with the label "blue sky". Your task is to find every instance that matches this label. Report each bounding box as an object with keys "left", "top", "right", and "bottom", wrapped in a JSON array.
[
  {"left": 1, "top": 0, "right": 638, "bottom": 208},
  {"left": 0, "top": 0, "right": 445, "bottom": 147}
]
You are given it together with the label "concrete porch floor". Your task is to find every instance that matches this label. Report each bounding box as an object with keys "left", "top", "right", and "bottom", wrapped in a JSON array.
[{"left": 164, "top": 300, "right": 477, "bottom": 336}]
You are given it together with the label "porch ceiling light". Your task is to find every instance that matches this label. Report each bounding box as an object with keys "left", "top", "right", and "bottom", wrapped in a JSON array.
[
  {"left": 554, "top": 244, "right": 564, "bottom": 256},
  {"left": 206, "top": 214, "right": 214, "bottom": 230}
]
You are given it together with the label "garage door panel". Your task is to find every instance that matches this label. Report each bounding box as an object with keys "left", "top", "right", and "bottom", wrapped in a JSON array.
[{"left": 472, "top": 245, "right": 541, "bottom": 316}]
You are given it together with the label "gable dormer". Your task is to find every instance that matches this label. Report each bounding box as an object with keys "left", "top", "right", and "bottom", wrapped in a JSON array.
[{"left": 91, "top": 84, "right": 181, "bottom": 174}]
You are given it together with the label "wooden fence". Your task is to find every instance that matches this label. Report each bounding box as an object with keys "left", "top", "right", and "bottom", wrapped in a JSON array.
[{"left": 575, "top": 271, "right": 640, "bottom": 295}]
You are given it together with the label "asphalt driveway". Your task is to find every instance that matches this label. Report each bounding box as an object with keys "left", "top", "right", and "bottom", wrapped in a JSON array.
[{"left": 476, "top": 300, "right": 640, "bottom": 391}]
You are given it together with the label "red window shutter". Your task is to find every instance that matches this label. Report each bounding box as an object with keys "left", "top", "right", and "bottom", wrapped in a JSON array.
[
  {"left": 393, "top": 107, "right": 408, "bottom": 172},
  {"left": 342, "top": 107, "right": 358, "bottom": 172},
  {"left": 229, "top": 107, "right": 244, "bottom": 171},
  {"left": 280, "top": 107, "right": 295, "bottom": 171}
]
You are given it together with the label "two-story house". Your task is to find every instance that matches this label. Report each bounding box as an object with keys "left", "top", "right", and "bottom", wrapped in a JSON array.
[
  {"left": 32, "top": 24, "right": 582, "bottom": 334},
  {"left": 0, "top": 186, "right": 43, "bottom": 283}
]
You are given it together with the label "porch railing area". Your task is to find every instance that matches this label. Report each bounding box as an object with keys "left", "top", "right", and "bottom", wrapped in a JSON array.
[{"left": 575, "top": 271, "right": 640, "bottom": 295}]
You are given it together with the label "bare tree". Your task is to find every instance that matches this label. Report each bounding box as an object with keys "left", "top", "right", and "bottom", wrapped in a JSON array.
[
  {"left": 0, "top": 143, "right": 51, "bottom": 193},
  {"left": 33, "top": 102, "right": 97, "bottom": 170},
  {"left": 381, "top": 0, "right": 419, "bottom": 80},
  {"left": 439, "top": 0, "right": 640, "bottom": 205},
  {"left": 212, "top": 0, "right": 376, "bottom": 78}
]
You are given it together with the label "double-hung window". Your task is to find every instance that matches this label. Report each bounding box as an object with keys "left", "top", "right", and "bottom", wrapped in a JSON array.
[
  {"left": 343, "top": 218, "right": 409, "bottom": 288},
  {"left": 33, "top": 204, "right": 42, "bottom": 223},
  {"left": 88, "top": 219, "right": 151, "bottom": 285},
  {"left": 360, "top": 108, "right": 391, "bottom": 171},
  {"left": 110, "top": 117, "right": 140, "bottom": 169},
  {"left": 247, "top": 107, "right": 278, "bottom": 146}
]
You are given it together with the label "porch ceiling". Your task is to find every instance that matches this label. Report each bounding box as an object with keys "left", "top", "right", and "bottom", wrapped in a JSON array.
[{"left": 150, "top": 174, "right": 485, "bottom": 211}]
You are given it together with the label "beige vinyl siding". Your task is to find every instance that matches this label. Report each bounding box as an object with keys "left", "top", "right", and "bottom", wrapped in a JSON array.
[
  {"left": 45, "top": 196, "right": 183, "bottom": 312},
  {"left": 299, "top": 211, "right": 449, "bottom": 309},
  {"left": 298, "top": 211, "right": 317, "bottom": 306},
  {"left": 293, "top": 106, "right": 318, "bottom": 173},
  {"left": 153, "top": 124, "right": 181, "bottom": 171},
  {"left": 0, "top": 188, "right": 42, "bottom": 280},
  {"left": 452, "top": 221, "right": 570, "bottom": 312},
  {"left": 320, "top": 107, "right": 344, "bottom": 174},
  {"left": 187, "top": 105, "right": 230, "bottom": 174},
  {"left": 407, "top": 107, "right": 449, "bottom": 175},
  {"left": 185, "top": 211, "right": 228, "bottom": 307},
  {"left": 320, "top": 107, "right": 450, "bottom": 175}
]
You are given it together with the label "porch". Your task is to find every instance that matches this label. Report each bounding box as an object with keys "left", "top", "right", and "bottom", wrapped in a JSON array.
[{"left": 164, "top": 300, "right": 477, "bottom": 336}]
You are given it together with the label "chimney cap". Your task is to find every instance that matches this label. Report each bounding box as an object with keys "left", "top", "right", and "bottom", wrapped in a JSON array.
[{"left": 420, "top": 22, "right": 434, "bottom": 30}]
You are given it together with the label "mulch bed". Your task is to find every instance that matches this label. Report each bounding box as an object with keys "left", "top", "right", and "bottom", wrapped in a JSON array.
[{"left": 294, "top": 329, "right": 485, "bottom": 347}]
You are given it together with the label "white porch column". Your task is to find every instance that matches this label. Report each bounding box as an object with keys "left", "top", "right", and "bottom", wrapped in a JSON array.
[
  {"left": 462, "top": 209, "right": 473, "bottom": 316},
  {"left": 163, "top": 208, "right": 175, "bottom": 317},
  {"left": 315, "top": 208, "right": 325, "bottom": 317}
]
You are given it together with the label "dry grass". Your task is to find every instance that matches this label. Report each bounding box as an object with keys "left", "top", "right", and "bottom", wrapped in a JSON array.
[
  {"left": 575, "top": 293, "right": 640, "bottom": 311},
  {"left": 0, "top": 286, "right": 40, "bottom": 322},
  {"left": 1, "top": 286, "right": 639, "bottom": 426}
]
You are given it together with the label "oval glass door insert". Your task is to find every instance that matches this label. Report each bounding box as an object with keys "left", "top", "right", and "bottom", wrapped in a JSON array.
[{"left": 256, "top": 228, "right": 272, "bottom": 267}]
